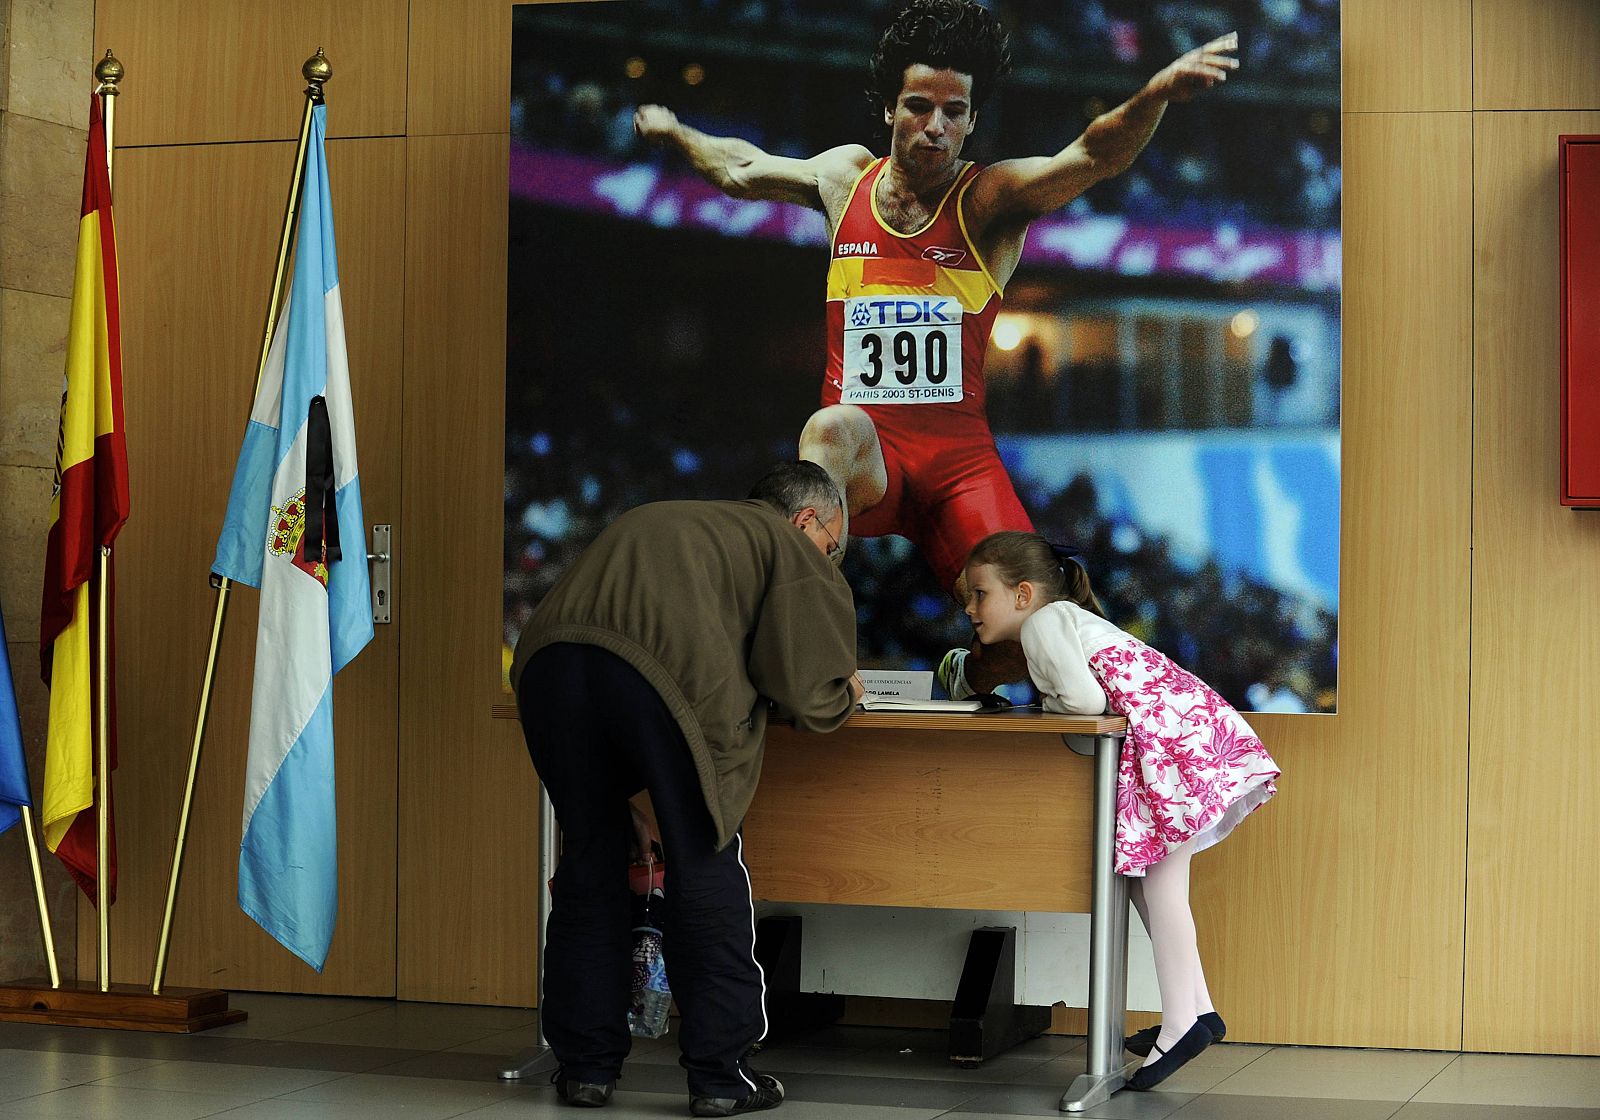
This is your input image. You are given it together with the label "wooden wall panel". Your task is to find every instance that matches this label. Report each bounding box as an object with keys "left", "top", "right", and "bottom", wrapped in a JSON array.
[
  {"left": 397, "top": 129, "right": 541, "bottom": 1006},
  {"left": 1466, "top": 109, "right": 1600, "bottom": 1056},
  {"left": 1192, "top": 109, "right": 1475, "bottom": 1051},
  {"left": 1342, "top": 0, "right": 1471, "bottom": 113},
  {"left": 73, "top": 0, "right": 1600, "bottom": 1053},
  {"left": 93, "top": 0, "right": 407, "bottom": 145},
  {"left": 405, "top": 0, "right": 513, "bottom": 137},
  {"left": 1473, "top": 0, "right": 1600, "bottom": 111},
  {"left": 103, "top": 137, "right": 405, "bottom": 993}
]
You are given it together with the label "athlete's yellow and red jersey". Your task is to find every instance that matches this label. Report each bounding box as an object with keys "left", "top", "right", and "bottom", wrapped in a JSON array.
[
  {"left": 823, "top": 158, "right": 1002, "bottom": 417},
  {"left": 820, "top": 157, "right": 1033, "bottom": 590}
]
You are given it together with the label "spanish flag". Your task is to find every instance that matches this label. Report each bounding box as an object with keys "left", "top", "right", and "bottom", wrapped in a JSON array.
[{"left": 39, "top": 94, "right": 128, "bottom": 902}]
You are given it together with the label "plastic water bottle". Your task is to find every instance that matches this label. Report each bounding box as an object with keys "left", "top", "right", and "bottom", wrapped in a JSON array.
[{"left": 628, "top": 919, "right": 671, "bottom": 1039}]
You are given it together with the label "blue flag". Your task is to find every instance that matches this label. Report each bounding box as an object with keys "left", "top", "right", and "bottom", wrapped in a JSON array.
[
  {"left": 213, "top": 105, "right": 372, "bottom": 970},
  {"left": 1, "top": 603, "right": 33, "bottom": 836}
]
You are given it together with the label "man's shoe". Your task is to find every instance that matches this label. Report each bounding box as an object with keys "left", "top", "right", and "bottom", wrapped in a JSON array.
[
  {"left": 1125, "top": 1011, "right": 1225, "bottom": 1057},
  {"left": 690, "top": 1071, "right": 784, "bottom": 1116},
  {"left": 552, "top": 1068, "right": 614, "bottom": 1108}
]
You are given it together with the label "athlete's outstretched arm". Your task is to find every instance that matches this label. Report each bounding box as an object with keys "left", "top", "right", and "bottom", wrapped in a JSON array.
[
  {"left": 634, "top": 105, "right": 872, "bottom": 211},
  {"left": 966, "top": 33, "right": 1240, "bottom": 224}
]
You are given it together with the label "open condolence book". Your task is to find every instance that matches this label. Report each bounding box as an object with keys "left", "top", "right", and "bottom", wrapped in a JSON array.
[{"left": 856, "top": 694, "right": 1012, "bottom": 713}]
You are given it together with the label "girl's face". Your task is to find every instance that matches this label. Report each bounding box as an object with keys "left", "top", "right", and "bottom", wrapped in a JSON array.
[{"left": 962, "top": 562, "right": 1040, "bottom": 646}]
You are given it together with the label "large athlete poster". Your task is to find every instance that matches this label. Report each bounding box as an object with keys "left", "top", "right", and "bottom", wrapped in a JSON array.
[{"left": 504, "top": 0, "right": 1341, "bottom": 713}]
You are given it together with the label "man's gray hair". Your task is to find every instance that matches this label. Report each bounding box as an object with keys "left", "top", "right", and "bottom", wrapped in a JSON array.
[{"left": 749, "top": 461, "right": 843, "bottom": 521}]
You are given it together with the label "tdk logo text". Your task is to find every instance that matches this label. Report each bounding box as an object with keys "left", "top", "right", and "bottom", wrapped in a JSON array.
[{"left": 848, "top": 298, "right": 956, "bottom": 327}]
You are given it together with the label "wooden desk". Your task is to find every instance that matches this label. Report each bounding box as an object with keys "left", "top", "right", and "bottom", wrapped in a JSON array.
[
  {"left": 746, "top": 710, "right": 1124, "bottom": 913},
  {"left": 749, "top": 709, "right": 1136, "bottom": 1111}
]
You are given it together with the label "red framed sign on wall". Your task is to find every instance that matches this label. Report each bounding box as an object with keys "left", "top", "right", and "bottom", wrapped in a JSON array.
[{"left": 1561, "top": 135, "right": 1600, "bottom": 508}]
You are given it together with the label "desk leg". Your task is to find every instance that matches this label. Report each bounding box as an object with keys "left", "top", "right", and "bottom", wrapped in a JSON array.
[
  {"left": 500, "top": 784, "right": 561, "bottom": 1080},
  {"left": 1060, "top": 733, "right": 1140, "bottom": 1112}
]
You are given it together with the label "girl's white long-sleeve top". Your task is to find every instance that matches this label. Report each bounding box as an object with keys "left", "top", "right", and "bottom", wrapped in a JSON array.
[{"left": 1019, "top": 600, "right": 1131, "bottom": 715}]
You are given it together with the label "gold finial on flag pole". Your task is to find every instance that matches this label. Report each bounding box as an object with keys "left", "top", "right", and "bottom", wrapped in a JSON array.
[
  {"left": 94, "top": 50, "right": 124, "bottom": 94},
  {"left": 151, "top": 51, "right": 332, "bottom": 996},
  {"left": 304, "top": 47, "right": 332, "bottom": 102}
]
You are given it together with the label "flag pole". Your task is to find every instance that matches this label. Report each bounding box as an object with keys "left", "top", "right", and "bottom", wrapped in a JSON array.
[
  {"left": 150, "top": 49, "right": 331, "bottom": 996},
  {"left": 94, "top": 552, "right": 111, "bottom": 992},
  {"left": 93, "top": 49, "right": 123, "bottom": 994},
  {"left": 97, "top": 51, "right": 121, "bottom": 184},
  {"left": 19, "top": 806, "right": 62, "bottom": 988}
]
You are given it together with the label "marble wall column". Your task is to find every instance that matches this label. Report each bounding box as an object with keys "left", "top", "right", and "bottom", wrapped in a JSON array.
[{"left": 0, "top": 0, "right": 94, "bottom": 981}]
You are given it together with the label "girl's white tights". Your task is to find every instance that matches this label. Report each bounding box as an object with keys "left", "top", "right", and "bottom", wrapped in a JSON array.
[{"left": 1129, "top": 837, "right": 1214, "bottom": 1067}]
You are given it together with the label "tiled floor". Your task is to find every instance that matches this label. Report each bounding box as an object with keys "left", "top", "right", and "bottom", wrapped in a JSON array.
[{"left": 0, "top": 995, "right": 1596, "bottom": 1119}]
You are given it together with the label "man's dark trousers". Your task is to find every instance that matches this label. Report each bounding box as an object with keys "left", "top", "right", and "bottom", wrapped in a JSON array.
[{"left": 519, "top": 642, "right": 767, "bottom": 1098}]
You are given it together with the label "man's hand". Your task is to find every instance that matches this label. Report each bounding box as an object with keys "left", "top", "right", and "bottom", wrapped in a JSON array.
[
  {"left": 633, "top": 104, "right": 680, "bottom": 144},
  {"left": 848, "top": 672, "right": 866, "bottom": 704},
  {"left": 629, "top": 798, "right": 660, "bottom": 863},
  {"left": 1144, "top": 32, "right": 1239, "bottom": 104}
]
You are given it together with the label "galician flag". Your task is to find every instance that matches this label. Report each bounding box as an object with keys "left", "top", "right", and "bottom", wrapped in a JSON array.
[
  {"left": 213, "top": 104, "right": 372, "bottom": 971},
  {"left": 39, "top": 94, "right": 128, "bottom": 900},
  {"left": 2, "top": 603, "right": 32, "bottom": 838}
]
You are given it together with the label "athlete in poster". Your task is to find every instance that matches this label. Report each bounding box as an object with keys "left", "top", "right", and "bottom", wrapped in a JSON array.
[{"left": 635, "top": 0, "right": 1239, "bottom": 692}]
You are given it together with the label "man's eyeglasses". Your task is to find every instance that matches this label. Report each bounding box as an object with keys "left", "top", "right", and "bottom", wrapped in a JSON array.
[{"left": 809, "top": 509, "right": 843, "bottom": 564}]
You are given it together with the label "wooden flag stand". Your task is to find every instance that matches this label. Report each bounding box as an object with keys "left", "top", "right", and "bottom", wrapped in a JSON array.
[
  {"left": 0, "top": 51, "right": 353, "bottom": 1035},
  {"left": 0, "top": 981, "right": 245, "bottom": 1033}
]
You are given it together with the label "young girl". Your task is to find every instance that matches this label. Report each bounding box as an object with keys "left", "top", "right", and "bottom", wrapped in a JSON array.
[{"left": 963, "top": 531, "right": 1280, "bottom": 1090}]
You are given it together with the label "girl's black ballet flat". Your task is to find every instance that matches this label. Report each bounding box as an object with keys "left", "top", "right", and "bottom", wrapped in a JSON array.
[
  {"left": 1125, "top": 1012, "right": 1225, "bottom": 1057},
  {"left": 1124, "top": 1025, "right": 1161, "bottom": 1057},
  {"left": 1125, "top": 1020, "right": 1214, "bottom": 1090}
]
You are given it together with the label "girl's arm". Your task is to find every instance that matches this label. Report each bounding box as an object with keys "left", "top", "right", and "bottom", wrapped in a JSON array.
[{"left": 1021, "top": 607, "right": 1108, "bottom": 715}]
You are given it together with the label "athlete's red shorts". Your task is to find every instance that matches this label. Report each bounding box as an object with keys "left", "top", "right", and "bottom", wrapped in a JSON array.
[{"left": 848, "top": 404, "right": 1034, "bottom": 593}]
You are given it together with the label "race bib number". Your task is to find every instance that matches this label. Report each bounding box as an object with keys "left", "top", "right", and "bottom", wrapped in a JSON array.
[{"left": 840, "top": 296, "right": 963, "bottom": 404}]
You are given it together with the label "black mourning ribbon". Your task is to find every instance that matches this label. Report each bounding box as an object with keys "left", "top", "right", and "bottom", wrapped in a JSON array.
[
  {"left": 1046, "top": 540, "right": 1081, "bottom": 565},
  {"left": 304, "top": 395, "right": 341, "bottom": 564}
]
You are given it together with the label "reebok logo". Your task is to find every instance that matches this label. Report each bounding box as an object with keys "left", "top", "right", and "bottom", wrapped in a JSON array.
[{"left": 921, "top": 246, "right": 968, "bottom": 265}]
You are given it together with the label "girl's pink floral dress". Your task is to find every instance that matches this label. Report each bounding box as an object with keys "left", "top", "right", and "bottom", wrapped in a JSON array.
[
  {"left": 1021, "top": 602, "right": 1280, "bottom": 876},
  {"left": 1090, "top": 639, "right": 1279, "bottom": 875}
]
